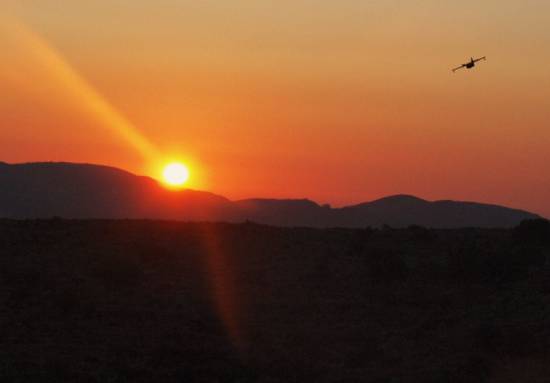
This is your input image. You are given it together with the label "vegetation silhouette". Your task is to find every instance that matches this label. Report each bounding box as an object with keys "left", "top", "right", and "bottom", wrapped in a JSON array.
[{"left": 1, "top": 218, "right": 549, "bottom": 382}]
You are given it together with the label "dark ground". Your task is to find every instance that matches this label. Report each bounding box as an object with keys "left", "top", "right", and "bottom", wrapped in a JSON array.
[{"left": 1, "top": 219, "right": 549, "bottom": 382}]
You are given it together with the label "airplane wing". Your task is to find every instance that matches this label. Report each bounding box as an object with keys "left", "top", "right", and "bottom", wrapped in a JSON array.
[
  {"left": 473, "top": 56, "right": 486, "bottom": 63},
  {"left": 452, "top": 64, "right": 465, "bottom": 72}
]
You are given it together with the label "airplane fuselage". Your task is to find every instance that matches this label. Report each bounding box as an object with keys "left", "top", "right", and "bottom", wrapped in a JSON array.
[
  {"left": 465, "top": 58, "right": 476, "bottom": 69},
  {"left": 451, "top": 56, "right": 485, "bottom": 72}
]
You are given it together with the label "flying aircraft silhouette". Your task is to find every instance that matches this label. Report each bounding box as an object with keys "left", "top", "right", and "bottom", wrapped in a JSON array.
[{"left": 452, "top": 56, "right": 486, "bottom": 72}]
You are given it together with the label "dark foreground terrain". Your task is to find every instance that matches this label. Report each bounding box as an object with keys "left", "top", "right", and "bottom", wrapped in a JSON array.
[{"left": 1, "top": 219, "right": 550, "bottom": 382}]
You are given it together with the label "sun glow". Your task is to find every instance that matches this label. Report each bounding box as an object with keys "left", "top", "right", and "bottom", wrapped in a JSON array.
[{"left": 162, "top": 162, "right": 190, "bottom": 187}]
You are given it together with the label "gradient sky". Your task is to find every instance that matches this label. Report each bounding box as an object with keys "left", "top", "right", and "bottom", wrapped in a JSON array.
[{"left": 1, "top": 1, "right": 549, "bottom": 216}]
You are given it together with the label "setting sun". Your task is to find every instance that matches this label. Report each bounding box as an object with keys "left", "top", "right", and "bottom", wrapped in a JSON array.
[{"left": 162, "top": 162, "right": 190, "bottom": 187}]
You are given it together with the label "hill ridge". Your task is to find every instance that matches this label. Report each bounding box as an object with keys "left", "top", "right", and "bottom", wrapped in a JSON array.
[{"left": 0, "top": 161, "right": 540, "bottom": 227}]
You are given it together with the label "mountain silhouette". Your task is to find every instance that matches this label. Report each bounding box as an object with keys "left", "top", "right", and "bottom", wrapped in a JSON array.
[
  {"left": 0, "top": 162, "right": 232, "bottom": 220},
  {"left": 0, "top": 162, "right": 540, "bottom": 227}
]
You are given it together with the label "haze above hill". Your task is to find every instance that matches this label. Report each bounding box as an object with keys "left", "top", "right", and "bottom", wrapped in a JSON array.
[{"left": 0, "top": 162, "right": 540, "bottom": 228}]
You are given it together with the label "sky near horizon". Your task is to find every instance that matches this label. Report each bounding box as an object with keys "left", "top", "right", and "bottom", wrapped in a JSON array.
[{"left": 1, "top": 1, "right": 549, "bottom": 216}]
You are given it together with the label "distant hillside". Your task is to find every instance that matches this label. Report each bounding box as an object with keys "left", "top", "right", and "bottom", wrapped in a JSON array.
[
  {"left": 335, "top": 195, "right": 540, "bottom": 228},
  {"left": 0, "top": 162, "right": 232, "bottom": 221},
  {"left": 0, "top": 162, "right": 540, "bottom": 227}
]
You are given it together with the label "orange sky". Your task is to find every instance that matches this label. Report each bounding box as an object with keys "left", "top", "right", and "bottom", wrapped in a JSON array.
[{"left": 1, "top": 1, "right": 549, "bottom": 217}]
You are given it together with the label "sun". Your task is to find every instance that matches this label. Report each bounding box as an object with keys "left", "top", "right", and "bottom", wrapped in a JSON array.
[{"left": 162, "top": 162, "right": 190, "bottom": 187}]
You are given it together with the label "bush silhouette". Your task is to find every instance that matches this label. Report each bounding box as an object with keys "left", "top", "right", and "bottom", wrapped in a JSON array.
[
  {"left": 367, "top": 248, "right": 409, "bottom": 281},
  {"left": 2, "top": 220, "right": 550, "bottom": 383},
  {"left": 514, "top": 219, "right": 550, "bottom": 245}
]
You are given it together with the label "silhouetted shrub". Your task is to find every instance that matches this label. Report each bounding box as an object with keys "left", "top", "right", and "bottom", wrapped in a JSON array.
[
  {"left": 367, "top": 249, "right": 409, "bottom": 281},
  {"left": 347, "top": 235, "right": 366, "bottom": 257},
  {"left": 363, "top": 226, "right": 377, "bottom": 235},
  {"left": 474, "top": 322, "right": 541, "bottom": 357},
  {"left": 514, "top": 219, "right": 550, "bottom": 245},
  {"left": 502, "top": 325, "right": 541, "bottom": 357},
  {"left": 91, "top": 255, "right": 144, "bottom": 289},
  {"left": 407, "top": 225, "right": 436, "bottom": 241},
  {"left": 424, "top": 356, "right": 491, "bottom": 383},
  {"left": 480, "top": 246, "right": 545, "bottom": 282},
  {"left": 50, "top": 287, "right": 81, "bottom": 314},
  {"left": 448, "top": 239, "right": 484, "bottom": 280},
  {"left": 474, "top": 322, "right": 503, "bottom": 353},
  {"left": 456, "top": 355, "right": 492, "bottom": 382},
  {"left": 447, "top": 234, "right": 545, "bottom": 283}
]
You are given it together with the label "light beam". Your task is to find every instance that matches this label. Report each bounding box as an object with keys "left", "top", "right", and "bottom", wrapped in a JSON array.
[{"left": 1, "top": 16, "right": 159, "bottom": 162}]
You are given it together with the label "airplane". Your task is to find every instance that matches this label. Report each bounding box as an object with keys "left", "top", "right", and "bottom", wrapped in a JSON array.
[{"left": 452, "top": 56, "right": 486, "bottom": 72}]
